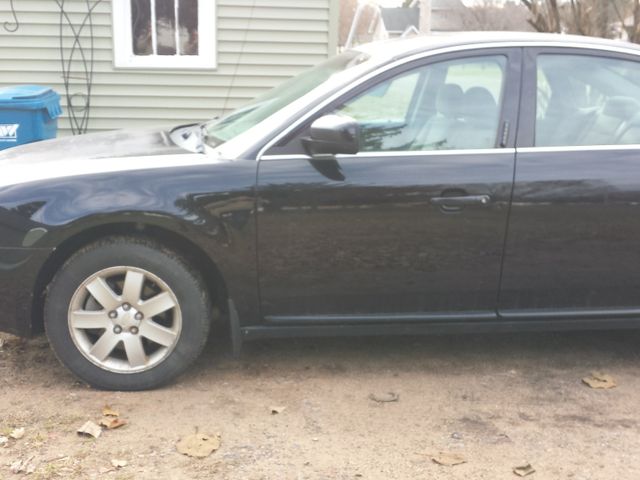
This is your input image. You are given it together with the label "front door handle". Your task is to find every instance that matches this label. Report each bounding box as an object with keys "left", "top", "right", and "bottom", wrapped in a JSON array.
[{"left": 430, "top": 195, "right": 491, "bottom": 208}]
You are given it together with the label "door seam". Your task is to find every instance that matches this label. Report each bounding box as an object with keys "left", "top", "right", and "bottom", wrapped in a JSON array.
[{"left": 495, "top": 47, "right": 525, "bottom": 318}]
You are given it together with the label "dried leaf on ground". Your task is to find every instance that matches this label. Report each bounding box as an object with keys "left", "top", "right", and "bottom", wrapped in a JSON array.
[
  {"left": 582, "top": 372, "right": 616, "bottom": 389},
  {"left": 102, "top": 405, "right": 119, "bottom": 417},
  {"left": 368, "top": 392, "right": 399, "bottom": 403},
  {"left": 99, "top": 417, "right": 127, "bottom": 430},
  {"left": 513, "top": 464, "right": 536, "bottom": 477},
  {"left": 176, "top": 433, "right": 221, "bottom": 458},
  {"left": 77, "top": 421, "right": 102, "bottom": 439},
  {"left": 111, "top": 459, "right": 127, "bottom": 469},
  {"left": 270, "top": 406, "right": 286, "bottom": 415},
  {"left": 10, "top": 455, "right": 35, "bottom": 474},
  {"left": 9, "top": 427, "right": 25, "bottom": 439},
  {"left": 431, "top": 452, "right": 467, "bottom": 466}
]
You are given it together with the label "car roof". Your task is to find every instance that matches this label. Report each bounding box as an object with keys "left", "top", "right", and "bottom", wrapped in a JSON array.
[{"left": 354, "top": 31, "right": 640, "bottom": 62}]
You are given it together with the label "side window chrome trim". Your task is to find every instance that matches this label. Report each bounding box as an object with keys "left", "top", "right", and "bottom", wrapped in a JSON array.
[
  {"left": 518, "top": 144, "right": 640, "bottom": 154},
  {"left": 260, "top": 148, "right": 516, "bottom": 161}
]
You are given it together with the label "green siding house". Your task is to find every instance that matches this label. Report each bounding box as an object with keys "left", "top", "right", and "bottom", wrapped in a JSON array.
[{"left": 0, "top": 0, "right": 339, "bottom": 136}]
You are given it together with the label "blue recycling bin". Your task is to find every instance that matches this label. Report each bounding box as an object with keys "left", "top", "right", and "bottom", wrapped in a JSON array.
[{"left": 0, "top": 85, "right": 62, "bottom": 150}]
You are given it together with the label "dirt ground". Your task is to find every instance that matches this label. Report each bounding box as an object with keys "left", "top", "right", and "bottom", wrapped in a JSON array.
[{"left": 1, "top": 329, "right": 640, "bottom": 480}]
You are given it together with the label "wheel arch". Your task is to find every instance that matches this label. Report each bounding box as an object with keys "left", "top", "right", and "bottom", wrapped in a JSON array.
[{"left": 30, "top": 222, "right": 229, "bottom": 335}]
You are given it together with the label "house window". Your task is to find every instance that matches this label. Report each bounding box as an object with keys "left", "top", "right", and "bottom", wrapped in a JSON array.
[{"left": 112, "top": 0, "right": 216, "bottom": 69}]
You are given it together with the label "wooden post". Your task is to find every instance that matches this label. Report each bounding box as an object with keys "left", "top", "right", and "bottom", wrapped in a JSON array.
[{"left": 419, "top": 0, "right": 431, "bottom": 35}]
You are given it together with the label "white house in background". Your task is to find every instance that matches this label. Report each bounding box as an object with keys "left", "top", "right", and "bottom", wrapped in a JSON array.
[
  {"left": 345, "top": 0, "right": 469, "bottom": 48},
  {"left": 378, "top": 7, "right": 421, "bottom": 39},
  {"left": 0, "top": 0, "right": 339, "bottom": 137}
]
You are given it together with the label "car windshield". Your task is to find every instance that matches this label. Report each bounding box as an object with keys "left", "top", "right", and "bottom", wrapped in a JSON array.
[{"left": 203, "top": 50, "right": 371, "bottom": 148}]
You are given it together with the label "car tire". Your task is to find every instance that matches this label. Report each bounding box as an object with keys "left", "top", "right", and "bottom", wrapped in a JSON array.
[{"left": 44, "top": 236, "right": 212, "bottom": 390}]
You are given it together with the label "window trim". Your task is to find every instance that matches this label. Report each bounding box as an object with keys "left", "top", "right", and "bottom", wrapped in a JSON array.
[
  {"left": 112, "top": 1, "right": 217, "bottom": 70},
  {"left": 260, "top": 148, "right": 517, "bottom": 161}
]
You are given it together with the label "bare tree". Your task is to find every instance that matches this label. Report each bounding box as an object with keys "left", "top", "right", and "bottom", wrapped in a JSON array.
[
  {"left": 521, "top": 0, "right": 640, "bottom": 42},
  {"left": 521, "top": 0, "right": 562, "bottom": 32},
  {"left": 612, "top": 0, "right": 640, "bottom": 42},
  {"left": 464, "top": 0, "right": 534, "bottom": 31}
]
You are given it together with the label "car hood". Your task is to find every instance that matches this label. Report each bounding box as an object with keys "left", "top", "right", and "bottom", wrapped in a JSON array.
[
  {"left": 0, "top": 128, "right": 221, "bottom": 189},
  {"left": 0, "top": 128, "right": 184, "bottom": 164}
]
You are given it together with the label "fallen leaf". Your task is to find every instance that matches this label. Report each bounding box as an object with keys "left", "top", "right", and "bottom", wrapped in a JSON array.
[
  {"left": 270, "top": 406, "right": 286, "bottom": 415},
  {"left": 111, "top": 459, "right": 127, "bottom": 469},
  {"left": 9, "top": 460, "right": 25, "bottom": 474},
  {"left": 100, "top": 417, "right": 127, "bottom": 430},
  {"left": 582, "top": 372, "right": 616, "bottom": 389},
  {"left": 102, "top": 405, "right": 119, "bottom": 417},
  {"left": 513, "top": 464, "right": 536, "bottom": 477},
  {"left": 368, "top": 392, "right": 399, "bottom": 403},
  {"left": 9, "top": 427, "right": 25, "bottom": 439},
  {"left": 77, "top": 421, "right": 102, "bottom": 439},
  {"left": 9, "top": 460, "right": 22, "bottom": 474},
  {"left": 431, "top": 452, "right": 467, "bottom": 466},
  {"left": 10, "top": 456, "right": 35, "bottom": 474},
  {"left": 176, "top": 433, "right": 221, "bottom": 458}
]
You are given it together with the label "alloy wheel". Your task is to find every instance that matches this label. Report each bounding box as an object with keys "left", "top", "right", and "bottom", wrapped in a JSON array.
[{"left": 67, "top": 266, "right": 182, "bottom": 373}]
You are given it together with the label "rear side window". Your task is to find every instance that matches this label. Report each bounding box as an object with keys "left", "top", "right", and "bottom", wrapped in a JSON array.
[{"left": 536, "top": 54, "right": 640, "bottom": 147}]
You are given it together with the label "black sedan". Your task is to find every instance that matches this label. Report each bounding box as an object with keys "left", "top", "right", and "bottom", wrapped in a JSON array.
[{"left": 2, "top": 32, "right": 640, "bottom": 390}]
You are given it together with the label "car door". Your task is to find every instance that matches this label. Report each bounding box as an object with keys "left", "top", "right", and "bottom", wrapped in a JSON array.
[
  {"left": 500, "top": 47, "right": 640, "bottom": 320},
  {"left": 257, "top": 48, "right": 522, "bottom": 322}
]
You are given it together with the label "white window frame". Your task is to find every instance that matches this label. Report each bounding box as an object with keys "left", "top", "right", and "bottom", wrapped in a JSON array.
[{"left": 112, "top": 1, "right": 216, "bottom": 70}]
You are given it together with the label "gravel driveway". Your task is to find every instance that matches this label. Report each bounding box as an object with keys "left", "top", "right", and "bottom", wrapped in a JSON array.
[{"left": 1, "top": 329, "right": 639, "bottom": 479}]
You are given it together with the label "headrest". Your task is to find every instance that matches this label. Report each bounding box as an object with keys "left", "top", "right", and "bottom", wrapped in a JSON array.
[
  {"left": 461, "top": 87, "right": 497, "bottom": 119},
  {"left": 436, "top": 84, "right": 464, "bottom": 117}
]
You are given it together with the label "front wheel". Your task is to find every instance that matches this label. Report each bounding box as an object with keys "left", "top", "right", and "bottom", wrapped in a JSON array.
[{"left": 44, "top": 237, "right": 212, "bottom": 390}]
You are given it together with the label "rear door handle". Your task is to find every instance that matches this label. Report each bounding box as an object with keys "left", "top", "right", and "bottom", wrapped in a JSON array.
[{"left": 430, "top": 195, "right": 491, "bottom": 207}]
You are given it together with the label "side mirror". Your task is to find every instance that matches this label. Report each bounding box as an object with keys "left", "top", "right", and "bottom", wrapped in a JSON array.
[{"left": 302, "top": 114, "right": 360, "bottom": 156}]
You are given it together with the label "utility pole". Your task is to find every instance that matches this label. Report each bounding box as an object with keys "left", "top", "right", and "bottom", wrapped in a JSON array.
[{"left": 419, "top": 0, "right": 431, "bottom": 35}]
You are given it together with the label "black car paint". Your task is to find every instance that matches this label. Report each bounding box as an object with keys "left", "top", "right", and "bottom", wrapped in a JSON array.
[
  {"left": 500, "top": 47, "right": 640, "bottom": 318},
  {"left": 3, "top": 41, "right": 640, "bottom": 341},
  {"left": 0, "top": 159, "right": 260, "bottom": 336},
  {"left": 257, "top": 48, "right": 522, "bottom": 320},
  {"left": 257, "top": 151, "right": 516, "bottom": 319}
]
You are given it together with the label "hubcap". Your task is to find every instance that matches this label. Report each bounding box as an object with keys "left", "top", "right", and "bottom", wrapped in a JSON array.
[{"left": 68, "top": 266, "right": 182, "bottom": 374}]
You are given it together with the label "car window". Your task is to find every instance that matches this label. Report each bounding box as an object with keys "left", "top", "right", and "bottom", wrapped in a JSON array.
[
  {"left": 535, "top": 54, "right": 640, "bottom": 147},
  {"left": 204, "top": 49, "right": 371, "bottom": 147},
  {"left": 340, "top": 71, "right": 420, "bottom": 124},
  {"left": 331, "top": 55, "right": 507, "bottom": 152}
]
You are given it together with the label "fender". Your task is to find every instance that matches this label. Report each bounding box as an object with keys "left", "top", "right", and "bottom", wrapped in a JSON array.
[{"left": 0, "top": 159, "right": 260, "bottom": 335}]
